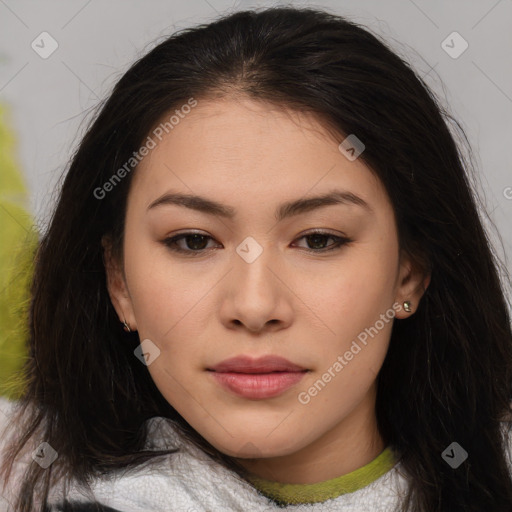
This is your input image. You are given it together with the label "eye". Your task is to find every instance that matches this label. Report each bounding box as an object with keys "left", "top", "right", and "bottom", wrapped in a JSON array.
[
  {"left": 162, "top": 230, "right": 352, "bottom": 256},
  {"left": 163, "top": 232, "right": 219, "bottom": 255},
  {"left": 292, "top": 230, "right": 352, "bottom": 253}
]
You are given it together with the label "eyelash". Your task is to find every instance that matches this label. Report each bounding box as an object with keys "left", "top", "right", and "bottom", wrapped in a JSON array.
[{"left": 162, "top": 230, "right": 352, "bottom": 256}]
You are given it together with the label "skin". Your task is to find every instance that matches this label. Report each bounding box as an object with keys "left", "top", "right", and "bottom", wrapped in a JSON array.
[{"left": 104, "top": 94, "right": 430, "bottom": 484}]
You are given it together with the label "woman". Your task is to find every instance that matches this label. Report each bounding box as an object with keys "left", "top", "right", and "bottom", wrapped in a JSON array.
[{"left": 1, "top": 6, "right": 512, "bottom": 511}]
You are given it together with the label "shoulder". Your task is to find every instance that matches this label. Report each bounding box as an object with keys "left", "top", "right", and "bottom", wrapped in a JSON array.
[
  {"left": 0, "top": 395, "right": 15, "bottom": 430},
  {"left": 501, "top": 420, "right": 512, "bottom": 474},
  {"left": 0, "top": 397, "right": 32, "bottom": 508},
  {"left": 49, "top": 419, "right": 410, "bottom": 512},
  {"left": 47, "top": 502, "right": 124, "bottom": 512},
  {"left": 47, "top": 417, "right": 279, "bottom": 512}
]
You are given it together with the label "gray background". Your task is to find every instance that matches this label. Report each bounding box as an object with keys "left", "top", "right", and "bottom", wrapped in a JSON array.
[{"left": 1, "top": 0, "right": 511, "bottom": 288}]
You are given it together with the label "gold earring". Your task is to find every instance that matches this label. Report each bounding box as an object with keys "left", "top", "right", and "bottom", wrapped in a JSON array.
[
  {"left": 403, "top": 300, "right": 412, "bottom": 313},
  {"left": 123, "top": 320, "right": 132, "bottom": 332}
]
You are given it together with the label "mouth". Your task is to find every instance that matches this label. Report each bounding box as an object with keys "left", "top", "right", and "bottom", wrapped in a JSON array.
[
  {"left": 207, "top": 354, "right": 307, "bottom": 373},
  {"left": 206, "top": 355, "right": 310, "bottom": 400}
]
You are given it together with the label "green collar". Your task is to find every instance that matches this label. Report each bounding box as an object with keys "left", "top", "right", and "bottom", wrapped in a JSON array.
[{"left": 246, "top": 446, "right": 397, "bottom": 505}]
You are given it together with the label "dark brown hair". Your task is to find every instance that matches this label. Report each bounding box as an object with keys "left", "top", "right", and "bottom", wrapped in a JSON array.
[{"left": 2, "top": 6, "right": 512, "bottom": 511}]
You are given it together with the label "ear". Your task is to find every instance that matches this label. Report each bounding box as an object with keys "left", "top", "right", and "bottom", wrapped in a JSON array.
[
  {"left": 102, "top": 235, "right": 137, "bottom": 331},
  {"left": 394, "top": 249, "right": 431, "bottom": 319}
]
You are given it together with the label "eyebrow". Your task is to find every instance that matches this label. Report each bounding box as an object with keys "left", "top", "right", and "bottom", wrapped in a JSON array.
[{"left": 147, "top": 188, "right": 373, "bottom": 222}]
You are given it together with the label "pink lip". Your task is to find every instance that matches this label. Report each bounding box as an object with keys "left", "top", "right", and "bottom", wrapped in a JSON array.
[
  {"left": 208, "top": 355, "right": 307, "bottom": 373},
  {"left": 207, "top": 355, "right": 309, "bottom": 399}
]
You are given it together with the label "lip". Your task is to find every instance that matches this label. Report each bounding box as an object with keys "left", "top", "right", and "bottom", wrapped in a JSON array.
[
  {"left": 207, "top": 355, "right": 309, "bottom": 400},
  {"left": 208, "top": 355, "right": 307, "bottom": 373}
]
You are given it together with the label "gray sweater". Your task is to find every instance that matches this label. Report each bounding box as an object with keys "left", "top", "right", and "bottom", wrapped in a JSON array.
[{"left": 5, "top": 397, "right": 503, "bottom": 512}]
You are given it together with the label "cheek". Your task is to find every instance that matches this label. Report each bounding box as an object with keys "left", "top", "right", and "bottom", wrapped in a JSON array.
[
  {"left": 122, "top": 236, "right": 180, "bottom": 333},
  {"left": 306, "top": 244, "right": 398, "bottom": 334},
  {"left": 123, "top": 237, "right": 217, "bottom": 357}
]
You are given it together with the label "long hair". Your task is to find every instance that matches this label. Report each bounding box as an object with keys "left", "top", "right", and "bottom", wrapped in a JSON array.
[{"left": 2, "top": 6, "right": 512, "bottom": 511}]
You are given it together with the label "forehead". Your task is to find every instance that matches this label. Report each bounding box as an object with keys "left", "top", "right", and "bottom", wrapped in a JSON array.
[{"left": 129, "top": 96, "right": 389, "bottom": 217}]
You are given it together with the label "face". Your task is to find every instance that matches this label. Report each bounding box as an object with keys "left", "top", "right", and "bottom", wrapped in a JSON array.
[{"left": 105, "top": 95, "right": 428, "bottom": 481}]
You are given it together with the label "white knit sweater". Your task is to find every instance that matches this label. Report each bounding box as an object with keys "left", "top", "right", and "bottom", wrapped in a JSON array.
[{"left": 1, "top": 397, "right": 509, "bottom": 512}]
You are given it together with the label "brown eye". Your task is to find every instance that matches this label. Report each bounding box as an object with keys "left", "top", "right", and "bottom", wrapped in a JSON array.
[
  {"left": 293, "top": 231, "right": 352, "bottom": 253},
  {"left": 162, "top": 230, "right": 351, "bottom": 256},
  {"left": 163, "top": 233, "right": 219, "bottom": 254}
]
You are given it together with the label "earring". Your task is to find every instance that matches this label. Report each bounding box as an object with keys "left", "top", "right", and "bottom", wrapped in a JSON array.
[
  {"left": 403, "top": 300, "right": 412, "bottom": 313},
  {"left": 122, "top": 320, "right": 132, "bottom": 332}
]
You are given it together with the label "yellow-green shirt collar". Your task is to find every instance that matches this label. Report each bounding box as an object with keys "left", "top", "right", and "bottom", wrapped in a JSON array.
[{"left": 246, "top": 445, "right": 397, "bottom": 505}]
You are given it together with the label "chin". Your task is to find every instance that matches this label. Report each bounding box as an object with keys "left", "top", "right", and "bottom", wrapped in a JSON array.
[{"left": 204, "top": 428, "right": 304, "bottom": 459}]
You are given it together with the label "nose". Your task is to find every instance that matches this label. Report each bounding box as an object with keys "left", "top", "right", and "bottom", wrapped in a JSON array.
[{"left": 219, "top": 243, "right": 293, "bottom": 334}]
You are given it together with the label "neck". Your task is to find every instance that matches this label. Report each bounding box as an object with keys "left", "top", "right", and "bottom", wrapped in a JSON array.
[{"left": 236, "top": 383, "right": 385, "bottom": 484}]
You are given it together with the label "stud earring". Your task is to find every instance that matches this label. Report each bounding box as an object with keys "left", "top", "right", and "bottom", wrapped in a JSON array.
[
  {"left": 122, "top": 320, "right": 132, "bottom": 332},
  {"left": 403, "top": 300, "right": 412, "bottom": 313}
]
